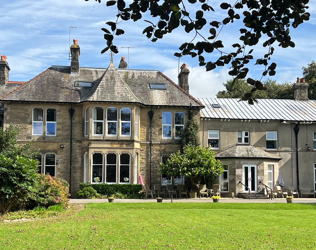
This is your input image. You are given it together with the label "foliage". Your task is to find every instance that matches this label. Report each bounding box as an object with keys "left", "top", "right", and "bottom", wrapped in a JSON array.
[
  {"left": 28, "top": 174, "right": 69, "bottom": 209},
  {"left": 180, "top": 109, "right": 200, "bottom": 151},
  {"left": 79, "top": 183, "right": 143, "bottom": 197},
  {"left": 0, "top": 125, "right": 40, "bottom": 215},
  {"left": 76, "top": 187, "right": 99, "bottom": 199},
  {"left": 87, "top": 0, "right": 309, "bottom": 104},
  {"left": 159, "top": 145, "right": 223, "bottom": 184},
  {"left": 303, "top": 61, "right": 316, "bottom": 99},
  {"left": 217, "top": 78, "right": 294, "bottom": 99}
]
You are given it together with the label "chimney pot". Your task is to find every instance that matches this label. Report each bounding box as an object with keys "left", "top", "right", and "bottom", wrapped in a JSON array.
[
  {"left": 73, "top": 39, "right": 78, "bottom": 45},
  {"left": 297, "top": 77, "right": 300, "bottom": 83},
  {"left": 300, "top": 78, "right": 305, "bottom": 83},
  {"left": 118, "top": 56, "right": 128, "bottom": 69},
  {"left": 1, "top": 55, "right": 7, "bottom": 61}
]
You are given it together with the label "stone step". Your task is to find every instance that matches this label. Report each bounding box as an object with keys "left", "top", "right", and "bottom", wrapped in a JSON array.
[{"left": 238, "top": 193, "right": 270, "bottom": 199}]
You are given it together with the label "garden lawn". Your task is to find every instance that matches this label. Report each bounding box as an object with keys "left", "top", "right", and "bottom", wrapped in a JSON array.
[{"left": 1, "top": 203, "right": 316, "bottom": 249}]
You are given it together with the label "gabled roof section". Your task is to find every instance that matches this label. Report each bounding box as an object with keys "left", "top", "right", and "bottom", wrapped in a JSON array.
[
  {"left": 216, "top": 144, "right": 281, "bottom": 160},
  {"left": 199, "top": 98, "right": 316, "bottom": 122},
  {"left": 0, "top": 81, "right": 25, "bottom": 99},
  {"left": 118, "top": 69, "right": 203, "bottom": 107},
  {"left": 82, "top": 68, "right": 140, "bottom": 103}
]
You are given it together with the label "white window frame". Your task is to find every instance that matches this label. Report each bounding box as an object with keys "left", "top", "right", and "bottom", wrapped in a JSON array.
[
  {"left": 208, "top": 130, "right": 220, "bottom": 149},
  {"left": 220, "top": 165, "right": 229, "bottom": 192},
  {"left": 84, "top": 152, "right": 88, "bottom": 183},
  {"left": 266, "top": 131, "right": 278, "bottom": 150},
  {"left": 162, "top": 112, "right": 172, "bottom": 139},
  {"left": 174, "top": 112, "right": 184, "bottom": 139},
  {"left": 268, "top": 164, "right": 274, "bottom": 190},
  {"left": 119, "top": 153, "right": 131, "bottom": 184},
  {"left": 44, "top": 153, "right": 56, "bottom": 177},
  {"left": 135, "top": 109, "right": 139, "bottom": 138},
  {"left": 133, "top": 153, "right": 138, "bottom": 184},
  {"left": 32, "top": 108, "right": 43, "bottom": 135},
  {"left": 121, "top": 108, "right": 131, "bottom": 136},
  {"left": 92, "top": 107, "right": 104, "bottom": 136},
  {"left": 107, "top": 107, "right": 117, "bottom": 136},
  {"left": 46, "top": 109, "right": 57, "bottom": 136},
  {"left": 84, "top": 108, "right": 89, "bottom": 137},
  {"left": 313, "top": 132, "right": 316, "bottom": 150},
  {"left": 238, "top": 131, "right": 249, "bottom": 144},
  {"left": 105, "top": 153, "right": 117, "bottom": 184},
  {"left": 92, "top": 153, "right": 103, "bottom": 183}
]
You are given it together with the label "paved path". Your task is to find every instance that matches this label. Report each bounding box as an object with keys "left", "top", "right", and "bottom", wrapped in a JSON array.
[{"left": 70, "top": 198, "right": 316, "bottom": 204}]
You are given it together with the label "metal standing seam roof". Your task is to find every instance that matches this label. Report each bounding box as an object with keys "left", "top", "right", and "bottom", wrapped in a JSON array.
[{"left": 198, "top": 98, "right": 316, "bottom": 122}]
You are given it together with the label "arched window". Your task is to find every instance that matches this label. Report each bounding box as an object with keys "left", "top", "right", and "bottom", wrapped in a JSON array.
[
  {"left": 93, "top": 107, "right": 104, "bottom": 135},
  {"left": 84, "top": 108, "right": 89, "bottom": 137},
  {"left": 135, "top": 109, "right": 139, "bottom": 138},
  {"left": 106, "top": 154, "right": 117, "bottom": 183},
  {"left": 120, "top": 154, "right": 130, "bottom": 183},
  {"left": 121, "top": 108, "right": 131, "bottom": 136},
  {"left": 45, "top": 154, "right": 56, "bottom": 176},
  {"left": 174, "top": 112, "right": 184, "bottom": 139},
  {"left": 162, "top": 112, "right": 172, "bottom": 138},
  {"left": 92, "top": 153, "right": 103, "bottom": 183},
  {"left": 107, "top": 107, "right": 117, "bottom": 136}
]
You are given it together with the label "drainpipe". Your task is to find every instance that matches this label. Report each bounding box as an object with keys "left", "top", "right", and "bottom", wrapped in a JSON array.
[
  {"left": 293, "top": 123, "right": 300, "bottom": 193},
  {"left": 68, "top": 104, "right": 75, "bottom": 194},
  {"left": 148, "top": 107, "right": 154, "bottom": 189}
]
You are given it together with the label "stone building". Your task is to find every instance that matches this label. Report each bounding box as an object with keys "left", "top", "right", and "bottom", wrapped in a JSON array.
[{"left": 0, "top": 40, "right": 203, "bottom": 195}]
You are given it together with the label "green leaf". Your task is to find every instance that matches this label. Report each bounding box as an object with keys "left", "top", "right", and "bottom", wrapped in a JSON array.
[{"left": 106, "top": 0, "right": 116, "bottom": 6}]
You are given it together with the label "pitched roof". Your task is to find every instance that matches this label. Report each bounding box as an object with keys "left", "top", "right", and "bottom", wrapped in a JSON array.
[
  {"left": 198, "top": 98, "right": 316, "bottom": 122},
  {"left": 215, "top": 144, "right": 281, "bottom": 160},
  {"left": 0, "top": 81, "right": 25, "bottom": 99},
  {"left": 1, "top": 66, "right": 203, "bottom": 108}
]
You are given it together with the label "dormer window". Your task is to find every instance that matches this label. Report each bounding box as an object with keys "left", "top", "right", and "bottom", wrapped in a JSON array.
[
  {"left": 150, "top": 83, "right": 166, "bottom": 90},
  {"left": 74, "top": 81, "right": 92, "bottom": 87},
  {"left": 212, "top": 104, "right": 221, "bottom": 108}
]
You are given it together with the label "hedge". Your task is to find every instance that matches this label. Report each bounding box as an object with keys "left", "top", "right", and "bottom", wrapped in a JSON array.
[{"left": 79, "top": 183, "right": 143, "bottom": 196}]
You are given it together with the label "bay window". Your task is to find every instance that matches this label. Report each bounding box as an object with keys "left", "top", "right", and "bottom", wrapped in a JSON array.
[
  {"left": 121, "top": 108, "right": 131, "bottom": 136},
  {"left": 106, "top": 154, "right": 117, "bottom": 183},
  {"left": 84, "top": 108, "right": 89, "bottom": 137},
  {"left": 107, "top": 107, "right": 117, "bottom": 135},
  {"left": 93, "top": 107, "right": 104, "bottom": 135},
  {"left": 92, "top": 153, "right": 103, "bottom": 183},
  {"left": 120, "top": 154, "right": 130, "bottom": 183}
]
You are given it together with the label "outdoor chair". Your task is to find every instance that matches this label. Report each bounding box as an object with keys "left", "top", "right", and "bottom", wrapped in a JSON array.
[
  {"left": 274, "top": 186, "right": 284, "bottom": 198},
  {"left": 176, "top": 184, "right": 188, "bottom": 198},
  {"left": 145, "top": 184, "right": 154, "bottom": 199},
  {"left": 154, "top": 184, "right": 166, "bottom": 198},
  {"left": 166, "top": 184, "right": 177, "bottom": 198},
  {"left": 212, "top": 184, "right": 220, "bottom": 196},
  {"left": 199, "top": 184, "right": 209, "bottom": 198}
]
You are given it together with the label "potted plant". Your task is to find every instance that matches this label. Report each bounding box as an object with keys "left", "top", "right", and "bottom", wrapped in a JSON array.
[
  {"left": 156, "top": 197, "right": 163, "bottom": 203},
  {"left": 286, "top": 195, "right": 293, "bottom": 203},
  {"left": 108, "top": 196, "right": 115, "bottom": 203},
  {"left": 212, "top": 196, "right": 221, "bottom": 202}
]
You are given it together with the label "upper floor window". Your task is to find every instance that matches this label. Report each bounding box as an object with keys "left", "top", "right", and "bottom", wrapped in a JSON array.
[
  {"left": 120, "top": 154, "right": 131, "bottom": 183},
  {"left": 162, "top": 112, "right": 172, "bottom": 138},
  {"left": 121, "top": 108, "right": 131, "bottom": 136},
  {"left": 238, "top": 131, "right": 249, "bottom": 144},
  {"left": 46, "top": 109, "right": 56, "bottom": 136},
  {"left": 266, "top": 131, "right": 278, "bottom": 150},
  {"left": 175, "top": 112, "right": 184, "bottom": 139},
  {"left": 45, "top": 153, "right": 56, "bottom": 176},
  {"left": 208, "top": 130, "right": 219, "bottom": 149},
  {"left": 107, "top": 107, "right": 117, "bottom": 136},
  {"left": 32, "top": 108, "right": 43, "bottom": 135},
  {"left": 93, "top": 107, "right": 104, "bottom": 135},
  {"left": 84, "top": 108, "right": 89, "bottom": 137},
  {"left": 135, "top": 109, "right": 139, "bottom": 138}
]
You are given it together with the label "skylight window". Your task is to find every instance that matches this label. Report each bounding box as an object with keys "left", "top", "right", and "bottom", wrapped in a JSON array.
[
  {"left": 212, "top": 104, "right": 221, "bottom": 108},
  {"left": 75, "top": 81, "right": 92, "bottom": 87},
  {"left": 150, "top": 83, "right": 166, "bottom": 90}
]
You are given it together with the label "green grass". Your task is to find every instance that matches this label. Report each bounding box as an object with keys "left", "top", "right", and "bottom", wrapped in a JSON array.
[{"left": 1, "top": 203, "right": 316, "bottom": 249}]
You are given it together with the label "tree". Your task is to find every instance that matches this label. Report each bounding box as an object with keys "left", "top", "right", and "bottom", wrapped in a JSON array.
[
  {"left": 87, "top": 0, "right": 310, "bottom": 104},
  {"left": 303, "top": 61, "right": 316, "bottom": 99},
  {"left": 0, "top": 125, "right": 39, "bottom": 214},
  {"left": 180, "top": 109, "right": 199, "bottom": 151},
  {"left": 217, "top": 78, "right": 293, "bottom": 99},
  {"left": 159, "top": 145, "right": 223, "bottom": 187}
]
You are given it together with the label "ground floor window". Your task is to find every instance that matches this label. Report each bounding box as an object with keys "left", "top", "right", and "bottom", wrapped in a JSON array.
[
  {"left": 161, "top": 155, "right": 184, "bottom": 185},
  {"left": 106, "top": 154, "right": 117, "bottom": 183},
  {"left": 37, "top": 154, "right": 42, "bottom": 174},
  {"left": 314, "top": 163, "right": 316, "bottom": 190},
  {"left": 220, "top": 165, "right": 229, "bottom": 192},
  {"left": 45, "top": 154, "right": 56, "bottom": 177},
  {"left": 92, "top": 153, "right": 103, "bottom": 183},
  {"left": 120, "top": 154, "right": 130, "bottom": 183}
]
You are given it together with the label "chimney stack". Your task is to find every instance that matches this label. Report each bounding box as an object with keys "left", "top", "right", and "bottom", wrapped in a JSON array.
[
  {"left": 0, "top": 55, "right": 10, "bottom": 86},
  {"left": 70, "top": 39, "right": 80, "bottom": 73},
  {"left": 118, "top": 57, "right": 128, "bottom": 69},
  {"left": 178, "top": 63, "right": 190, "bottom": 93},
  {"left": 294, "top": 77, "right": 309, "bottom": 101}
]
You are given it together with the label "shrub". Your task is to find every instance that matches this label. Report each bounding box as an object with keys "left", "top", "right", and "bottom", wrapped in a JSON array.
[
  {"left": 47, "top": 205, "right": 64, "bottom": 212},
  {"left": 76, "top": 187, "right": 99, "bottom": 199},
  {"left": 28, "top": 174, "right": 70, "bottom": 210},
  {"left": 78, "top": 183, "right": 143, "bottom": 198}
]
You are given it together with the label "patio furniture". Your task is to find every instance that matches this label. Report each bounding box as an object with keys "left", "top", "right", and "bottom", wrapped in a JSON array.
[
  {"left": 199, "top": 184, "right": 209, "bottom": 198},
  {"left": 166, "top": 185, "right": 177, "bottom": 198},
  {"left": 273, "top": 186, "right": 284, "bottom": 198},
  {"left": 299, "top": 190, "right": 316, "bottom": 198},
  {"left": 212, "top": 184, "right": 220, "bottom": 196},
  {"left": 145, "top": 184, "right": 154, "bottom": 199},
  {"left": 176, "top": 185, "right": 188, "bottom": 198},
  {"left": 154, "top": 184, "right": 167, "bottom": 198}
]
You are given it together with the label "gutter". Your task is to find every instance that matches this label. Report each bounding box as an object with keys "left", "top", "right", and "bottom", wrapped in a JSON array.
[
  {"left": 148, "top": 107, "right": 154, "bottom": 189},
  {"left": 68, "top": 104, "right": 75, "bottom": 194},
  {"left": 293, "top": 123, "right": 300, "bottom": 193}
]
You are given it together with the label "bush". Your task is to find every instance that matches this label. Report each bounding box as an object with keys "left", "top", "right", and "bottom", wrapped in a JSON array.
[
  {"left": 78, "top": 183, "right": 143, "bottom": 198},
  {"left": 28, "top": 175, "right": 70, "bottom": 210},
  {"left": 76, "top": 187, "right": 99, "bottom": 199}
]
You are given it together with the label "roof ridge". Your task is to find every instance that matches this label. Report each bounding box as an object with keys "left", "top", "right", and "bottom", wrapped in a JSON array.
[
  {"left": 1, "top": 68, "right": 51, "bottom": 100},
  {"left": 8, "top": 81, "right": 26, "bottom": 84},
  {"left": 157, "top": 71, "right": 204, "bottom": 107}
]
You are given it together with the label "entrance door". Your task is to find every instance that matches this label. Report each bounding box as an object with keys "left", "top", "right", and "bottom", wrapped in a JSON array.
[{"left": 243, "top": 165, "right": 257, "bottom": 192}]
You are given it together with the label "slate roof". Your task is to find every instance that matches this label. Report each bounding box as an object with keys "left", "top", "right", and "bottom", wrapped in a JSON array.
[
  {"left": 198, "top": 98, "right": 316, "bottom": 122},
  {"left": 215, "top": 144, "right": 281, "bottom": 160},
  {"left": 1, "top": 66, "right": 203, "bottom": 108},
  {"left": 0, "top": 81, "right": 25, "bottom": 99}
]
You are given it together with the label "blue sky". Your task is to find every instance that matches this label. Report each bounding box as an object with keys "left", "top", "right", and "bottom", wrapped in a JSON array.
[{"left": 1, "top": 0, "right": 315, "bottom": 97}]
